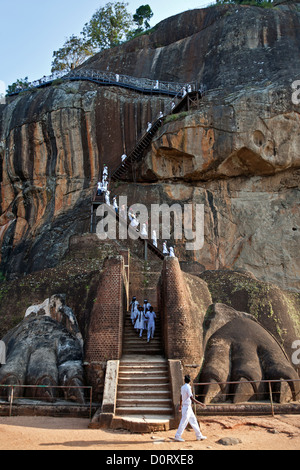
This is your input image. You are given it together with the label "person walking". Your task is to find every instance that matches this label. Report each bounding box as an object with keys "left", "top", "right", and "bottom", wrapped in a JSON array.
[
  {"left": 134, "top": 306, "right": 146, "bottom": 338},
  {"left": 145, "top": 306, "right": 156, "bottom": 343},
  {"left": 152, "top": 230, "right": 157, "bottom": 247},
  {"left": 175, "top": 375, "right": 207, "bottom": 442},
  {"left": 113, "top": 196, "right": 118, "bottom": 214},
  {"left": 162, "top": 241, "right": 169, "bottom": 256},
  {"left": 129, "top": 296, "right": 139, "bottom": 325},
  {"left": 169, "top": 246, "right": 175, "bottom": 257}
]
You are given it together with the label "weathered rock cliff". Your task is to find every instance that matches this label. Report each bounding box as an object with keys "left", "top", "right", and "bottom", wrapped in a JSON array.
[{"left": 0, "top": 3, "right": 299, "bottom": 293}]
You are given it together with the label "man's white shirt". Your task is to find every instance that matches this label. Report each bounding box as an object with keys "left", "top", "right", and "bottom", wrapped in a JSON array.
[{"left": 181, "top": 383, "right": 192, "bottom": 406}]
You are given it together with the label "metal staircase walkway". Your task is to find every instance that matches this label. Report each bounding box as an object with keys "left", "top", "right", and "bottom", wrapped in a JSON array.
[
  {"left": 111, "top": 117, "right": 163, "bottom": 182},
  {"left": 110, "top": 90, "right": 201, "bottom": 182},
  {"left": 8, "top": 68, "right": 197, "bottom": 98}
]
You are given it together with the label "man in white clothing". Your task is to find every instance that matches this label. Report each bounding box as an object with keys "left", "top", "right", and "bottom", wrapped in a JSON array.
[
  {"left": 105, "top": 190, "right": 110, "bottom": 206},
  {"left": 163, "top": 241, "right": 169, "bottom": 256},
  {"left": 113, "top": 196, "right": 118, "bottom": 213},
  {"left": 175, "top": 375, "right": 207, "bottom": 442},
  {"left": 152, "top": 230, "right": 157, "bottom": 247},
  {"left": 169, "top": 246, "right": 175, "bottom": 257},
  {"left": 134, "top": 306, "right": 146, "bottom": 338},
  {"left": 129, "top": 296, "right": 139, "bottom": 325},
  {"left": 145, "top": 307, "right": 156, "bottom": 343}
]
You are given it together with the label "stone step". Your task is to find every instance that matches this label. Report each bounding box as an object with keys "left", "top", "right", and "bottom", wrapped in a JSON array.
[
  {"left": 119, "top": 365, "right": 168, "bottom": 372},
  {"left": 117, "top": 390, "right": 171, "bottom": 399},
  {"left": 120, "top": 362, "right": 167, "bottom": 369},
  {"left": 122, "top": 349, "right": 163, "bottom": 355},
  {"left": 118, "top": 375, "right": 169, "bottom": 385},
  {"left": 122, "top": 345, "right": 162, "bottom": 351},
  {"left": 117, "top": 398, "right": 173, "bottom": 408},
  {"left": 118, "top": 371, "right": 168, "bottom": 379},
  {"left": 122, "top": 342, "right": 163, "bottom": 350},
  {"left": 117, "top": 383, "right": 170, "bottom": 393},
  {"left": 123, "top": 339, "right": 162, "bottom": 347},
  {"left": 116, "top": 406, "right": 173, "bottom": 416}
]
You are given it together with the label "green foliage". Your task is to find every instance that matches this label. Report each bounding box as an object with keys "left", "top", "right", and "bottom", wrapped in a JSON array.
[
  {"left": 127, "top": 4, "right": 154, "bottom": 40},
  {"left": 51, "top": 35, "right": 94, "bottom": 73},
  {"left": 133, "top": 5, "right": 153, "bottom": 30},
  {"left": 6, "top": 77, "right": 30, "bottom": 95},
  {"left": 82, "top": 1, "right": 134, "bottom": 51}
]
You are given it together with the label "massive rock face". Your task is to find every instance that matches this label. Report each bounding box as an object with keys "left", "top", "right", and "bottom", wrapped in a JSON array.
[
  {"left": 0, "top": 83, "right": 168, "bottom": 274},
  {"left": 0, "top": 3, "right": 299, "bottom": 295}
]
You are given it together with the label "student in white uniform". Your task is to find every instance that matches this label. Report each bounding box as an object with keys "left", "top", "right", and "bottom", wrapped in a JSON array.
[
  {"left": 163, "top": 241, "right": 169, "bottom": 256},
  {"left": 105, "top": 190, "right": 111, "bottom": 206},
  {"left": 145, "top": 307, "right": 156, "bottom": 343},
  {"left": 152, "top": 230, "right": 157, "bottom": 247},
  {"left": 141, "top": 223, "right": 148, "bottom": 237},
  {"left": 134, "top": 306, "right": 146, "bottom": 338},
  {"left": 143, "top": 299, "right": 151, "bottom": 314},
  {"left": 113, "top": 196, "right": 118, "bottom": 213},
  {"left": 129, "top": 297, "right": 139, "bottom": 325},
  {"left": 175, "top": 375, "right": 207, "bottom": 442},
  {"left": 97, "top": 181, "right": 103, "bottom": 196},
  {"left": 103, "top": 165, "right": 108, "bottom": 178},
  {"left": 102, "top": 177, "right": 108, "bottom": 192},
  {"left": 130, "top": 212, "right": 139, "bottom": 230},
  {"left": 143, "top": 299, "right": 151, "bottom": 331},
  {"left": 169, "top": 246, "right": 175, "bottom": 257}
]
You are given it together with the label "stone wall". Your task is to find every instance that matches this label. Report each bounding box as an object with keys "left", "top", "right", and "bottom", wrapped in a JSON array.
[
  {"left": 160, "top": 257, "right": 211, "bottom": 379},
  {"left": 84, "top": 255, "right": 128, "bottom": 401}
]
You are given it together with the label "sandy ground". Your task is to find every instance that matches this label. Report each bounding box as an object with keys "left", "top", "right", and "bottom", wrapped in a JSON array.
[{"left": 0, "top": 414, "right": 299, "bottom": 451}]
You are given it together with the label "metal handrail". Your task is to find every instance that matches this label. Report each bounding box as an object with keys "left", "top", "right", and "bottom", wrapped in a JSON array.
[
  {"left": 7, "top": 68, "right": 199, "bottom": 97},
  {"left": 0, "top": 384, "right": 93, "bottom": 419},
  {"left": 192, "top": 378, "right": 300, "bottom": 417}
]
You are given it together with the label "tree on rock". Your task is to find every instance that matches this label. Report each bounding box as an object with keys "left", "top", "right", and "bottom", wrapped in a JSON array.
[
  {"left": 133, "top": 5, "right": 153, "bottom": 32},
  {"left": 51, "top": 35, "right": 94, "bottom": 73},
  {"left": 82, "top": 1, "right": 134, "bottom": 52}
]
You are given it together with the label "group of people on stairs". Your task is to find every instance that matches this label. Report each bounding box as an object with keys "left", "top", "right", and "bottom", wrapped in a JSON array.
[
  {"left": 129, "top": 297, "right": 156, "bottom": 343},
  {"left": 96, "top": 164, "right": 177, "bottom": 258}
]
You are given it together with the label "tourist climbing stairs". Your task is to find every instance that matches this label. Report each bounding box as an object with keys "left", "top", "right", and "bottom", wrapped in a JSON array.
[{"left": 122, "top": 310, "right": 163, "bottom": 356}]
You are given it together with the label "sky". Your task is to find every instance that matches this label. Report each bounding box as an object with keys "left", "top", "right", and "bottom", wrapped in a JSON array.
[{"left": 0, "top": 0, "right": 214, "bottom": 94}]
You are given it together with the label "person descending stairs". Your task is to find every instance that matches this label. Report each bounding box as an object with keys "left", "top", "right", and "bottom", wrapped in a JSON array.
[{"left": 123, "top": 304, "right": 163, "bottom": 356}]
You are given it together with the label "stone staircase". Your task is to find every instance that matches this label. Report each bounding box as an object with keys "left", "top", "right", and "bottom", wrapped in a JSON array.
[
  {"left": 110, "top": 308, "right": 175, "bottom": 431},
  {"left": 116, "top": 358, "right": 173, "bottom": 417},
  {"left": 122, "top": 310, "right": 163, "bottom": 356}
]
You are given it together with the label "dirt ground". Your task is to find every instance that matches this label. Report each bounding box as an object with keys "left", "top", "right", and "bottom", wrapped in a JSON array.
[{"left": 0, "top": 414, "right": 299, "bottom": 451}]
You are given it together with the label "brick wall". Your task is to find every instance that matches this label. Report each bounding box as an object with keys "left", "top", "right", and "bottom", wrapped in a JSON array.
[
  {"left": 161, "top": 257, "right": 207, "bottom": 379},
  {"left": 84, "top": 255, "right": 127, "bottom": 400}
]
